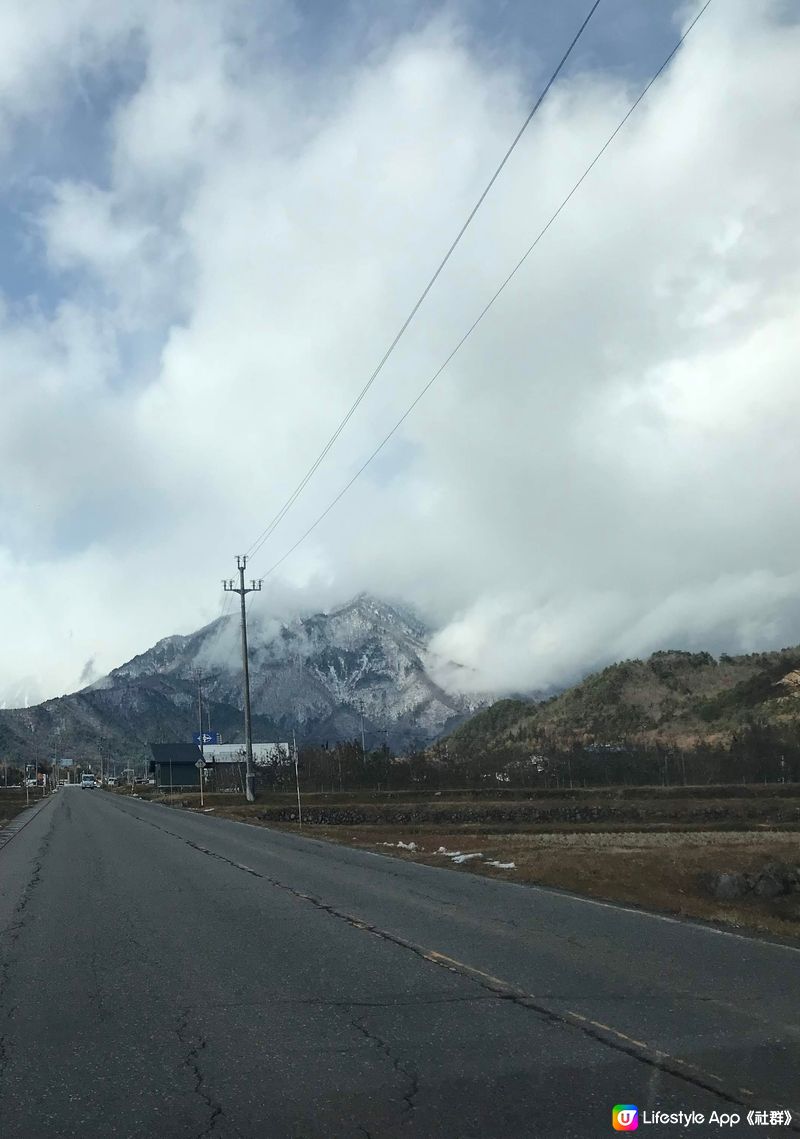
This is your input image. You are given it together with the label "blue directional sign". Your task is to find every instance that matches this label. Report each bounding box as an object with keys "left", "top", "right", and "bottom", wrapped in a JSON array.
[{"left": 193, "top": 732, "right": 219, "bottom": 745}]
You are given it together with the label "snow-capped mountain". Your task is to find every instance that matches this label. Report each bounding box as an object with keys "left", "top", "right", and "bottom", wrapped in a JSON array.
[
  {"left": 0, "top": 595, "right": 487, "bottom": 766},
  {"left": 110, "top": 594, "right": 484, "bottom": 746}
]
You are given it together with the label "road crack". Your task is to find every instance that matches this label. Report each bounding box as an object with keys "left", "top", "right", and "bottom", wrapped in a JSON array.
[
  {"left": 350, "top": 1017, "right": 419, "bottom": 1123},
  {"left": 112, "top": 800, "right": 800, "bottom": 1131},
  {"left": 175, "top": 1007, "right": 229, "bottom": 1138},
  {"left": 0, "top": 810, "right": 57, "bottom": 1088}
]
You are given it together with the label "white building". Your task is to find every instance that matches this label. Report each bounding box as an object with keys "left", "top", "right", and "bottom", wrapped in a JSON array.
[{"left": 202, "top": 742, "right": 290, "bottom": 767}]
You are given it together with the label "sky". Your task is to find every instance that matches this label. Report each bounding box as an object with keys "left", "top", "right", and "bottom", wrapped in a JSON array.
[{"left": 1, "top": 0, "right": 799, "bottom": 706}]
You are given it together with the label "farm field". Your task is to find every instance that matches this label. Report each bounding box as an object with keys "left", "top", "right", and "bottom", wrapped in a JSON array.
[{"left": 0, "top": 789, "right": 43, "bottom": 825}]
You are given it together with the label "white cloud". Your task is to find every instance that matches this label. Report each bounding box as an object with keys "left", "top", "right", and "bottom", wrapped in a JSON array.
[
  {"left": 0, "top": 0, "right": 799, "bottom": 703},
  {"left": 39, "top": 182, "right": 183, "bottom": 324}
]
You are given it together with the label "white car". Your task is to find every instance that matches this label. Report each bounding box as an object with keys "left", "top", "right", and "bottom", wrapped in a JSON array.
[{"left": 81, "top": 775, "right": 97, "bottom": 789}]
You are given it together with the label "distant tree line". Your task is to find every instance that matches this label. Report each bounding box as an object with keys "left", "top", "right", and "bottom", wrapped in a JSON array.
[
  {"left": 7, "top": 717, "right": 798, "bottom": 795},
  {"left": 444, "top": 717, "right": 800, "bottom": 789},
  {"left": 251, "top": 717, "right": 800, "bottom": 794}
]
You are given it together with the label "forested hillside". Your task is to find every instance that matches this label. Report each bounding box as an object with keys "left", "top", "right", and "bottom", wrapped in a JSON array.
[{"left": 444, "top": 648, "right": 800, "bottom": 785}]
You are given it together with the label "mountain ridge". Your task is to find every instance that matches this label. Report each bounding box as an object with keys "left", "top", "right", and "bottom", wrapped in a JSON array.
[
  {"left": 445, "top": 645, "right": 800, "bottom": 763},
  {"left": 0, "top": 594, "right": 487, "bottom": 768}
]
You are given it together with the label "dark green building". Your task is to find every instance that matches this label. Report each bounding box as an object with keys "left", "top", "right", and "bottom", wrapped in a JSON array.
[{"left": 149, "top": 743, "right": 204, "bottom": 789}]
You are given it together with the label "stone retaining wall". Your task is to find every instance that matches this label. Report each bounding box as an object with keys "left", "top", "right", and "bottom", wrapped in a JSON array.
[{"left": 255, "top": 801, "right": 800, "bottom": 826}]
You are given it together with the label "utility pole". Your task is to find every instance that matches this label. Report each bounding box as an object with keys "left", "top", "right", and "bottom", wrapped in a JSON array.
[
  {"left": 194, "top": 669, "right": 205, "bottom": 808},
  {"left": 359, "top": 700, "right": 366, "bottom": 766},
  {"left": 293, "top": 729, "right": 302, "bottom": 829},
  {"left": 223, "top": 556, "right": 262, "bottom": 803}
]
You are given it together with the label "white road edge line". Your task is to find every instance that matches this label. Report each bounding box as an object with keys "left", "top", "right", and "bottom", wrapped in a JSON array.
[
  {"left": 132, "top": 798, "right": 800, "bottom": 956},
  {"left": 524, "top": 882, "right": 800, "bottom": 953}
]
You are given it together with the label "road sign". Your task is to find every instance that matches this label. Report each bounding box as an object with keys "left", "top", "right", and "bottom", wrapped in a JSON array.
[
  {"left": 193, "top": 732, "right": 219, "bottom": 745},
  {"left": 195, "top": 760, "right": 206, "bottom": 769}
]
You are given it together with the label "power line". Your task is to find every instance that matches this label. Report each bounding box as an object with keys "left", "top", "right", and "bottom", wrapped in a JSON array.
[
  {"left": 244, "top": 1, "right": 602, "bottom": 562},
  {"left": 254, "top": 0, "right": 713, "bottom": 584}
]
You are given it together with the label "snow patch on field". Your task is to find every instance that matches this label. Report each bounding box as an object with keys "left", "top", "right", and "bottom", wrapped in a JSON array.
[
  {"left": 434, "top": 846, "right": 515, "bottom": 869},
  {"left": 373, "top": 841, "right": 515, "bottom": 869},
  {"left": 435, "top": 847, "right": 483, "bottom": 864}
]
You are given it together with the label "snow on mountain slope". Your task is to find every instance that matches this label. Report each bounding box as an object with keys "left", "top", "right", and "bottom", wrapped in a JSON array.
[{"left": 104, "top": 594, "right": 487, "bottom": 748}]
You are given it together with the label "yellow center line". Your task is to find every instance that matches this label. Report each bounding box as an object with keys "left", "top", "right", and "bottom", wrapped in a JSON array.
[
  {"left": 123, "top": 807, "right": 782, "bottom": 1124},
  {"left": 424, "top": 950, "right": 517, "bottom": 991},
  {"left": 412, "top": 947, "right": 756, "bottom": 1110},
  {"left": 612, "top": 1031, "right": 649, "bottom": 1049}
]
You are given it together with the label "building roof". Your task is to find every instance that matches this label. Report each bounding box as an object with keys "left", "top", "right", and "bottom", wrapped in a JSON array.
[{"left": 149, "top": 743, "right": 203, "bottom": 763}]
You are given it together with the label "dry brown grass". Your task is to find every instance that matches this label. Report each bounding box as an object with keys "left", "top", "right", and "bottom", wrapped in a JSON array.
[
  {"left": 272, "top": 822, "right": 800, "bottom": 941},
  {"left": 0, "top": 791, "right": 38, "bottom": 825}
]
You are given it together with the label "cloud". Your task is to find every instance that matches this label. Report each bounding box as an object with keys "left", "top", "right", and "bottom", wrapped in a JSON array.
[{"left": 0, "top": 0, "right": 798, "bottom": 703}]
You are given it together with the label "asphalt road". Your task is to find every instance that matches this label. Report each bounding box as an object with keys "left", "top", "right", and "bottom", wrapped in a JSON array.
[{"left": 1, "top": 790, "right": 799, "bottom": 1138}]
